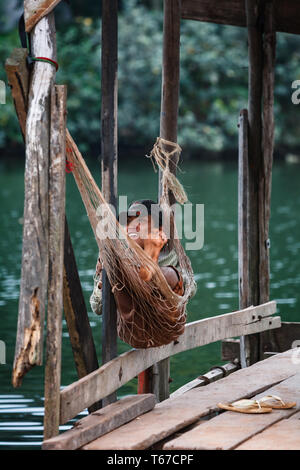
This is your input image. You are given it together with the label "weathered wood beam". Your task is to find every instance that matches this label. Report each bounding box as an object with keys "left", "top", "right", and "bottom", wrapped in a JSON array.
[
  {"left": 24, "top": 0, "right": 62, "bottom": 32},
  {"left": 44, "top": 85, "right": 67, "bottom": 440},
  {"left": 259, "top": 1, "right": 277, "bottom": 358},
  {"left": 42, "top": 394, "right": 156, "bottom": 450},
  {"left": 222, "top": 322, "right": 300, "bottom": 362},
  {"left": 101, "top": 0, "right": 118, "bottom": 408},
  {"left": 164, "top": 374, "right": 300, "bottom": 450},
  {"left": 151, "top": 0, "right": 182, "bottom": 404},
  {"left": 78, "top": 349, "right": 298, "bottom": 450},
  {"left": 12, "top": 13, "right": 57, "bottom": 388},
  {"left": 62, "top": 216, "right": 101, "bottom": 413},
  {"left": 241, "top": 0, "right": 264, "bottom": 366},
  {"left": 5, "top": 45, "right": 100, "bottom": 400},
  {"left": 5, "top": 48, "right": 29, "bottom": 139},
  {"left": 59, "top": 301, "right": 280, "bottom": 424},
  {"left": 170, "top": 362, "right": 239, "bottom": 399},
  {"left": 237, "top": 108, "right": 251, "bottom": 367},
  {"left": 181, "top": 0, "right": 300, "bottom": 36}
]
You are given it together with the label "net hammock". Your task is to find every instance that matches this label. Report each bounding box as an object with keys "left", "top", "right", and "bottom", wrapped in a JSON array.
[{"left": 66, "top": 131, "right": 196, "bottom": 348}]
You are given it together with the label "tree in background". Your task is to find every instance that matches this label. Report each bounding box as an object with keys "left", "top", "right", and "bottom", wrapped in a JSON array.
[{"left": 0, "top": 0, "right": 300, "bottom": 158}]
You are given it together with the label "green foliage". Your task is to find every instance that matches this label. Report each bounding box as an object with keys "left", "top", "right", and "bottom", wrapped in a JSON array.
[{"left": 1, "top": 0, "right": 300, "bottom": 156}]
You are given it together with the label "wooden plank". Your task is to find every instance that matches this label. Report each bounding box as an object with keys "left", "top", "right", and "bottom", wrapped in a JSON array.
[
  {"left": 63, "top": 217, "right": 101, "bottom": 413},
  {"left": 236, "top": 418, "right": 300, "bottom": 450},
  {"left": 78, "top": 349, "right": 299, "bottom": 450},
  {"left": 12, "top": 13, "right": 57, "bottom": 388},
  {"left": 5, "top": 43, "right": 100, "bottom": 410},
  {"left": 238, "top": 109, "right": 250, "bottom": 310},
  {"left": 242, "top": 0, "right": 264, "bottom": 366},
  {"left": 152, "top": 0, "right": 182, "bottom": 403},
  {"left": 237, "top": 108, "right": 250, "bottom": 368},
  {"left": 259, "top": 1, "right": 277, "bottom": 358},
  {"left": 43, "top": 394, "right": 156, "bottom": 450},
  {"left": 223, "top": 322, "right": 300, "bottom": 361},
  {"left": 44, "top": 85, "right": 67, "bottom": 440},
  {"left": 24, "top": 0, "right": 62, "bottom": 32},
  {"left": 164, "top": 373, "right": 300, "bottom": 450},
  {"left": 5, "top": 48, "right": 29, "bottom": 139},
  {"left": 181, "top": 0, "right": 300, "bottom": 36},
  {"left": 170, "top": 362, "right": 239, "bottom": 399},
  {"left": 100, "top": 0, "right": 118, "bottom": 408},
  {"left": 59, "top": 301, "right": 279, "bottom": 423}
]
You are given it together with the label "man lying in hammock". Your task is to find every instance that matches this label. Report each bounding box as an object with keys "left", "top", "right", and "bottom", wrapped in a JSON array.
[{"left": 90, "top": 199, "right": 185, "bottom": 318}]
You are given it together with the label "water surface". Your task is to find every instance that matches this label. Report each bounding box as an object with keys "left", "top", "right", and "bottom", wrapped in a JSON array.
[{"left": 0, "top": 157, "right": 299, "bottom": 449}]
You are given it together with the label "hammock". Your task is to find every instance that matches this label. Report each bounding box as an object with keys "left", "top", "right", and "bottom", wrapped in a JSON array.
[{"left": 66, "top": 131, "right": 196, "bottom": 348}]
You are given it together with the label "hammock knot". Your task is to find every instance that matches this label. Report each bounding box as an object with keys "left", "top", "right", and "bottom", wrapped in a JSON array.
[{"left": 147, "top": 137, "right": 188, "bottom": 205}]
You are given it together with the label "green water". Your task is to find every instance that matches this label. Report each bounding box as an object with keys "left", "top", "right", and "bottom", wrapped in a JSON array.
[{"left": 0, "top": 157, "right": 299, "bottom": 449}]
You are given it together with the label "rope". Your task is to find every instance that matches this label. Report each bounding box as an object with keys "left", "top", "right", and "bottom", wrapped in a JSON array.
[
  {"left": 147, "top": 137, "right": 188, "bottom": 205},
  {"left": 18, "top": 14, "right": 59, "bottom": 71}
]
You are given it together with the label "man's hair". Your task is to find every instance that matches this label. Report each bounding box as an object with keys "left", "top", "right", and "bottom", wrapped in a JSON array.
[{"left": 127, "top": 199, "right": 163, "bottom": 228}]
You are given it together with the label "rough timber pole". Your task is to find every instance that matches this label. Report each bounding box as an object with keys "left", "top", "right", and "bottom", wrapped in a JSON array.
[
  {"left": 12, "top": 13, "right": 57, "bottom": 387},
  {"left": 241, "top": 0, "right": 264, "bottom": 366},
  {"left": 259, "top": 1, "right": 276, "bottom": 357},
  {"left": 44, "top": 85, "right": 66, "bottom": 440},
  {"left": 242, "top": 0, "right": 276, "bottom": 365},
  {"left": 155, "top": 0, "right": 181, "bottom": 401},
  {"left": 101, "top": 0, "right": 118, "bottom": 406},
  {"left": 238, "top": 109, "right": 251, "bottom": 368}
]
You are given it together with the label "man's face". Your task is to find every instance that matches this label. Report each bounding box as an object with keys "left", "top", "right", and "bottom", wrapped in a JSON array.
[{"left": 126, "top": 215, "right": 150, "bottom": 248}]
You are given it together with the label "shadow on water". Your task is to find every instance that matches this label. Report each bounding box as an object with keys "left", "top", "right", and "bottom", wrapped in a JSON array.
[{"left": 0, "top": 157, "right": 299, "bottom": 449}]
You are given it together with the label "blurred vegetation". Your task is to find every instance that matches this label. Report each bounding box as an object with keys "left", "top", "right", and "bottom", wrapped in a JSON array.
[{"left": 1, "top": 0, "right": 300, "bottom": 158}]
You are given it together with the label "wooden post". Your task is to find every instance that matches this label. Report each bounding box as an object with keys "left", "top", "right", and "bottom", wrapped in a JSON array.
[
  {"left": 149, "top": 0, "right": 181, "bottom": 402},
  {"left": 101, "top": 0, "right": 118, "bottom": 407},
  {"left": 238, "top": 109, "right": 251, "bottom": 368},
  {"left": 63, "top": 217, "right": 101, "bottom": 413},
  {"left": 241, "top": 0, "right": 264, "bottom": 366},
  {"left": 241, "top": 0, "right": 276, "bottom": 365},
  {"left": 5, "top": 48, "right": 29, "bottom": 139},
  {"left": 44, "top": 85, "right": 66, "bottom": 440},
  {"left": 12, "top": 13, "right": 57, "bottom": 388},
  {"left": 260, "top": 1, "right": 276, "bottom": 356}
]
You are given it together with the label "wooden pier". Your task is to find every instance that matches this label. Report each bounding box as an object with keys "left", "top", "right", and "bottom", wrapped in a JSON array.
[
  {"left": 42, "top": 348, "right": 300, "bottom": 450},
  {"left": 6, "top": 0, "right": 300, "bottom": 451}
]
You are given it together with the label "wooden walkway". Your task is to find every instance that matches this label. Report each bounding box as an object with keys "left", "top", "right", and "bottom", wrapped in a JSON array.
[{"left": 43, "top": 348, "right": 300, "bottom": 450}]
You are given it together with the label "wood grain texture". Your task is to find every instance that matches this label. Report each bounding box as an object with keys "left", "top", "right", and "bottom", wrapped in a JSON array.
[
  {"left": 75, "top": 349, "right": 298, "bottom": 450},
  {"left": 5, "top": 48, "right": 29, "bottom": 138},
  {"left": 170, "top": 362, "right": 239, "bottom": 399},
  {"left": 259, "top": 2, "right": 277, "bottom": 357},
  {"left": 43, "top": 85, "right": 67, "bottom": 440},
  {"left": 237, "top": 109, "right": 250, "bottom": 368},
  {"left": 43, "top": 394, "right": 156, "bottom": 450},
  {"left": 59, "top": 301, "right": 279, "bottom": 423},
  {"left": 154, "top": 0, "right": 182, "bottom": 403},
  {"left": 181, "top": 0, "right": 300, "bottom": 35},
  {"left": 12, "top": 13, "right": 57, "bottom": 388},
  {"left": 24, "top": 0, "right": 62, "bottom": 32},
  {"left": 164, "top": 373, "right": 300, "bottom": 450},
  {"left": 62, "top": 216, "right": 100, "bottom": 415},
  {"left": 101, "top": 0, "right": 118, "bottom": 408}
]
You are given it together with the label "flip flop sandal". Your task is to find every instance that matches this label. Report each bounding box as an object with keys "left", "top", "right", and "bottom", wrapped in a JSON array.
[
  {"left": 258, "top": 395, "right": 296, "bottom": 410},
  {"left": 217, "top": 399, "right": 273, "bottom": 414}
]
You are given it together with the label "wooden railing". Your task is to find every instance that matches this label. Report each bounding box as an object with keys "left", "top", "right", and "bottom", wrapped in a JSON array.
[{"left": 59, "top": 301, "right": 280, "bottom": 424}]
